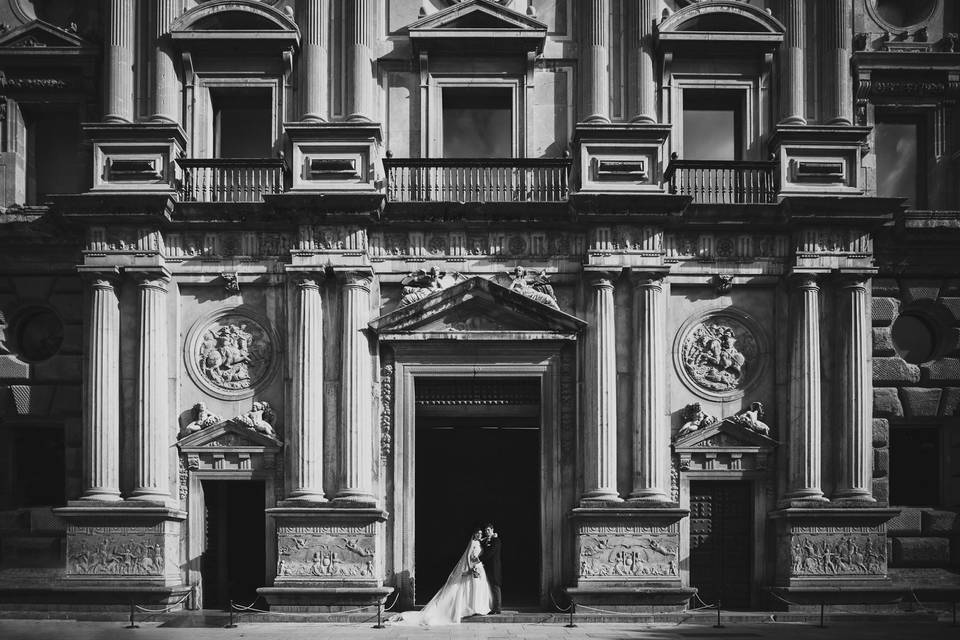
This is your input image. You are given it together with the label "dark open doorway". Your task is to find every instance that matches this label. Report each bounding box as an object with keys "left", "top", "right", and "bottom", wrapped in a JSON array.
[
  {"left": 689, "top": 480, "right": 752, "bottom": 608},
  {"left": 201, "top": 480, "right": 266, "bottom": 609},
  {"left": 414, "top": 407, "right": 541, "bottom": 608}
]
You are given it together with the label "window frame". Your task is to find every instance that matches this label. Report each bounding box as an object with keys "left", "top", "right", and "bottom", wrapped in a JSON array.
[
  {"left": 668, "top": 74, "right": 764, "bottom": 162},
  {"left": 426, "top": 76, "right": 523, "bottom": 159},
  {"left": 188, "top": 75, "right": 282, "bottom": 159},
  {"left": 873, "top": 108, "right": 931, "bottom": 210},
  {"left": 889, "top": 419, "right": 959, "bottom": 509}
]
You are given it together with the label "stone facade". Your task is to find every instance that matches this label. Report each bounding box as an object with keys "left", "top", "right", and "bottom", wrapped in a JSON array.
[{"left": 0, "top": 0, "right": 958, "bottom": 614}]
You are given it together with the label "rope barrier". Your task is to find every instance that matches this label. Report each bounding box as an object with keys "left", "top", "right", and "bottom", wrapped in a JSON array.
[
  {"left": 126, "top": 589, "right": 193, "bottom": 628},
  {"left": 548, "top": 589, "right": 573, "bottom": 613}
]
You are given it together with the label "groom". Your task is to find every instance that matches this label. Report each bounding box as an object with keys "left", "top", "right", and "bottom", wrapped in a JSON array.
[{"left": 480, "top": 523, "right": 502, "bottom": 614}]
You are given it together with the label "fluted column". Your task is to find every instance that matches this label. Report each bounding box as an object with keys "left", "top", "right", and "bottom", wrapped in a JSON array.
[
  {"left": 824, "top": 0, "right": 853, "bottom": 125},
  {"left": 777, "top": 0, "right": 806, "bottom": 125},
  {"left": 582, "top": 274, "right": 621, "bottom": 502},
  {"left": 346, "top": 0, "right": 375, "bottom": 122},
  {"left": 582, "top": 0, "right": 611, "bottom": 123},
  {"left": 785, "top": 275, "right": 827, "bottom": 502},
  {"left": 152, "top": 0, "right": 180, "bottom": 123},
  {"left": 105, "top": 0, "right": 135, "bottom": 123},
  {"left": 80, "top": 274, "right": 122, "bottom": 502},
  {"left": 129, "top": 271, "right": 171, "bottom": 503},
  {"left": 299, "top": 0, "right": 329, "bottom": 122},
  {"left": 835, "top": 275, "right": 875, "bottom": 501},
  {"left": 289, "top": 276, "right": 326, "bottom": 502},
  {"left": 335, "top": 272, "right": 376, "bottom": 505},
  {"left": 630, "top": 274, "right": 669, "bottom": 502},
  {"left": 628, "top": 0, "right": 658, "bottom": 123}
]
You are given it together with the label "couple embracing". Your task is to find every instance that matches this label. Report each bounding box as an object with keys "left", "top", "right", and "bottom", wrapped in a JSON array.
[{"left": 396, "top": 523, "right": 501, "bottom": 626}]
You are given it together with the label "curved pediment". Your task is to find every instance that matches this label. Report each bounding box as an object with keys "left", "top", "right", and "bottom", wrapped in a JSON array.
[
  {"left": 170, "top": 0, "right": 300, "bottom": 45},
  {"left": 406, "top": 0, "right": 547, "bottom": 54},
  {"left": 369, "top": 276, "right": 585, "bottom": 340},
  {"left": 657, "top": 0, "right": 784, "bottom": 54}
]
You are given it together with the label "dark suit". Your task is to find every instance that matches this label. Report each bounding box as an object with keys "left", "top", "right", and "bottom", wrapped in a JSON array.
[{"left": 480, "top": 535, "right": 502, "bottom": 613}]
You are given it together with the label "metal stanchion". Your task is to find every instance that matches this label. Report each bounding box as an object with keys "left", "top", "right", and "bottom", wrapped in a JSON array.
[
  {"left": 818, "top": 601, "right": 825, "bottom": 628},
  {"left": 714, "top": 598, "right": 724, "bottom": 629},
  {"left": 372, "top": 600, "right": 386, "bottom": 629},
  {"left": 565, "top": 601, "right": 577, "bottom": 628},
  {"left": 224, "top": 600, "right": 237, "bottom": 629},
  {"left": 125, "top": 601, "right": 139, "bottom": 629}
]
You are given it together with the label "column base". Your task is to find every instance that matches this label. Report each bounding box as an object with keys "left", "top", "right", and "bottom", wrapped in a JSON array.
[
  {"left": 281, "top": 492, "right": 328, "bottom": 505},
  {"left": 579, "top": 490, "right": 623, "bottom": 506},
  {"left": 832, "top": 492, "right": 877, "bottom": 504},
  {"left": 332, "top": 493, "right": 377, "bottom": 507},
  {"left": 77, "top": 491, "right": 122, "bottom": 503}
]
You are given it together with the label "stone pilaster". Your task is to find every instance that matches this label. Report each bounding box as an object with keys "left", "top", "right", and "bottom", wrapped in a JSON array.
[
  {"left": 79, "top": 271, "right": 122, "bottom": 502},
  {"left": 628, "top": 0, "right": 658, "bottom": 123},
  {"left": 834, "top": 275, "right": 875, "bottom": 502},
  {"left": 288, "top": 276, "right": 327, "bottom": 502},
  {"left": 299, "top": 0, "right": 329, "bottom": 122},
  {"left": 105, "top": 0, "right": 135, "bottom": 123},
  {"left": 129, "top": 270, "right": 171, "bottom": 503},
  {"left": 582, "top": 0, "right": 610, "bottom": 124},
  {"left": 776, "top": 0, "right": 806, "bottom": 125},
  {"left": 582, "top": 274, "right": 621, "bottom": 502},
  {"left": 152, "top": 0, "right": 180, "bottom": 123},
  {"left": 784, "top": 274, "right": 827, "bottom": 503},
  {"left": 346, "top": 0, "right": 375, "bottom": 122},
  {"left": 335, "top": 271, "right": 376, "bottom": 505},
  {"left": 823, "top": 0, "right": 853, "bottom": 125},
  {"left": 630, "top": 273, "right": 669, "bottom": 503}
]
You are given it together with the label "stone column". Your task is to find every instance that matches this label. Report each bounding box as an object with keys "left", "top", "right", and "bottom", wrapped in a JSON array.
[
  {"left": 299, "top": 0, "right": 329, "bottom": 122},
  {"left": 582, "top": 0, "right": 610, "bottom": 124},
  {"left": 628, "top": 0, "right": 658, "bottom": 123},
  {"left": 777, "top": 0, "right": 806, "bottom": 125},
  {"left": 152, "top": 0, "right": 180, "bottom": 123},
  {"left": 80, "top": 274, "right": 122, "bottom": 502},
  {"left": 824, "top": 0, "right": 853, "bottom": 125},
  {"left": 582, "top": 274, "right": 621, "bottom": 502},
  {"left": 785, "top": 275, "right": 826, "bottom": 502},
  {"left": 630, "top": 274, "right": 669, "bottom": 502},
  {"left": 288, "top": 276, "right": 327, "bottom": 502},
  {"left": 835, "top": 275, "right": 875, "bottom": 501},
  {"left": 129, "top": 271, "right": 171, "bottom": 503},
  {"left": 335, "top": 272, "right": 376, "bottom": 505},
  {"left": 105, "top": 0, "right": 135, "bottom": 123},
  {"left": 346, "top": 0, "right": 375, "bottom": 122}
]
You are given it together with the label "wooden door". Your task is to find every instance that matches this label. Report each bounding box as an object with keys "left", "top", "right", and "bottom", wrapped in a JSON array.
[{"left": 689, "top": 480, "right": 752, "bottom": 608}]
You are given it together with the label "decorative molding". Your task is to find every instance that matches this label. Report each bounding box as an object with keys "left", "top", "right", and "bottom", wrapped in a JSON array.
[
  {"left": 276, "top": 524, "right": 376, "bottom": 579},
  {"left": 577, "top": 524, "right": 679, "bottom": 579}
]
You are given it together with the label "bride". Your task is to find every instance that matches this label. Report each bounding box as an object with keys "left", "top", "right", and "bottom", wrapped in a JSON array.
[{"left": 395, "top": 529, "right": 492, "bottom": 626}]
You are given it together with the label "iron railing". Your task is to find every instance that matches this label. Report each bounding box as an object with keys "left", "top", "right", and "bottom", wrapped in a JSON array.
[
  {"left": 177, "top": 158, "right": 286, "bottom": 203},
  {"left": 665, "top": 157, "right": 778, "bottom": 204},
  {"left": 383, "top": 157, "right": 571, "bottom": 203}
]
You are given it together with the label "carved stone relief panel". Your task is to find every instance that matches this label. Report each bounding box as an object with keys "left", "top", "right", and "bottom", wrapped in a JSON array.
[
  {"left": 778, "top": 525, "right": 887, "bottom": 578},
  {"left": 663, "top": 233, "right": 790, "bottom": 263},
  {"left": 66, "top": 525, "right": 167, "bottom": 577},
  {"left": 368, "top": 230, "right": 585, "bottom": 259},
  {"left": 577, "top": 524, "right": 680, "bottom": 580},
  {"left": 276, "top": 524, "right": 376, "bottom": 580}
]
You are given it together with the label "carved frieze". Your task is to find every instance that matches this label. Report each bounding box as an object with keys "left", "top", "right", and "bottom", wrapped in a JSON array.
[
  {"left": 664, "top": 233, "right": 789, "bottom": 262},
  {"left": 577, "top": 524, "right": 679, "bottom": 579},
  {"left": 380, "top": 351, "right": 394, "bottom": 465},
  {"left": 165, "top": 232, "right": 292, "bottom": 258},
  {"left": 369, "top": 231, "right": 585, "bottom": 259},
  {"left": 780, "top": 526, "right": 887, "bottom": 578},
  {"left": 675, "top": 309, "right": 767, "bottom": 401},
  {"left": 87, "top": 226, "right": 163, "bottom": 254},
  {"left": 276, "top": 524, "right": 376, "bottom": 580},
  {"left": 66, "top": 526, "right": 165, "bottom": 577},
  {"left": 297, "top": 225, "right": 366, "bottom": 252},
  {"left": 185, "top": 310, "right": 278, "bottom": 400}
]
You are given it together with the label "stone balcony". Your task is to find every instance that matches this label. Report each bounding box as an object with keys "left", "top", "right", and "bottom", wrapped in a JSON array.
[
  {"left": 664, "top": 156, "right": 779, "bottom": 205},
  {"left": 176, "top": 158, "right": 286, "bottom": 203}
]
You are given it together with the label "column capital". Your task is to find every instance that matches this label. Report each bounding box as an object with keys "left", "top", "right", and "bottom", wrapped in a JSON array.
[
  {"left": 788, "top": 271, "right": 823, "bottom": 290},
  {"left": 288, "top": 269, "right": 327, "bottom": 290},
  {"left": 832, "top": 270, "right": 875, "bottom": 290},
  {"left": 585, "top": 270, "right": 620, "bottom": 290},
  {"left": 337, "top": 269, "right": 374, "bottom": 290},
  {"left": 78, "top": 265, "right": 121, "bottom": 287},
  {"left": 630, "top": 269, "right": 670, "bottom": 289},
  {"left": 129, "top": 267, "right": 172, "bottom": 291}
]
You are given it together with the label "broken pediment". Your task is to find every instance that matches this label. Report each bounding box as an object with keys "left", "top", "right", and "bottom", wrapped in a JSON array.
[
  {"left": 673, "top": 419, "right": 777, "bottom": 473},
  {"left": 406, "top": 0, "right": 547, "bottom": 53},
  {"left": 178, "top": 420, "right": 281, "bottom": 451},
  {"left": 178, "top": 420, "right": 281, "bottom": 473},
  {"left": 0, "top": 20, "right": 91, "bottom": 49},
  {"left": 370, "top": 276, "right": 585, "bottom": 341}
]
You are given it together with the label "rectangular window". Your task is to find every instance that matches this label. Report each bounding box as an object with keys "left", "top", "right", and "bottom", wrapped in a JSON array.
[
  {"left": 442, "top": 87, "right": 512, "bottom": 158},
  {"left": 875, "top": 115, "right": 923, "bottom": 208},
  {"left": 17, "top": 106, "right": 83, "bottom": 205},
  {"left": 682, "top": 90, "right": 743, "bottom": 161},
  {"left": 890, "top": 425, "right": 940, "bottom": 506},
  {"left": 211, "top": 88, "right": 273, "bottom": 158}
]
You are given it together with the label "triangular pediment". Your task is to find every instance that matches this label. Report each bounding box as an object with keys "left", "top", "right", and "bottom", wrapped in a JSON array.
[
  {"left": 673, "top": 419, "right": 777, "bottom": 451},
  {"left": 0, "top": 20, "right": 90, "bottom": 49},
  {"left": 178, "top": 420, "right": 281, "bottom": 451},
  {"left": 406, "top": 0, "right": 547, "bottom": 53},
  {"left": 370, "top": 276, "right": 585, "bottom": 339}
]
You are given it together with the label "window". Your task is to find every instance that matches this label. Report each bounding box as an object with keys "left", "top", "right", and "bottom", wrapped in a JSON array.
[
  {"left": 15, "top": 105, "right": 83, "bottom": 205},
  {"left": 875, "top": 115, "right": 923, "bottom": 208},
  {"left": 441, "top": 87, "right": 513, "bottom": 159},
  {"left": 0, "top": 426, "right": 65, "bottom": 508},
  {"left": 682, "top": 90, "right": 744, "bottom": 161},
  {"left": 211, "top": 88, "right": 273, "bottom": 158},
  {"left": 890, "top": 426, "right": 941, "bottom": 506}
]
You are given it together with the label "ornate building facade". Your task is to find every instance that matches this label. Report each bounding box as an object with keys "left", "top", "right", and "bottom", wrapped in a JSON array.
[{"left": 0, "top": 0, "right": 958, "bottom": 613}]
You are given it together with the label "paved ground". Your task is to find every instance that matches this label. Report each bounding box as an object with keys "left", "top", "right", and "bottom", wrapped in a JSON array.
[{"left": 1, "top": 618, "right": 958, "bottom": 640}]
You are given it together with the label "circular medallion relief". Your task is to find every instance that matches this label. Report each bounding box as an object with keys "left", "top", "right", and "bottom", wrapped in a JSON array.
[
  {"left": 674, "top": 308, "right": 768, "bottom": 401},
  {"left": 185, "top": 308, "right": 278, "bottom": 400}
]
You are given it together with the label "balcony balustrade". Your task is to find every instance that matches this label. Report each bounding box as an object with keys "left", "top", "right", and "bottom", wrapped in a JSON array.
[
  {"left": 665, "top": 156, "right": 778, "bottom": 204},
  {"left": 177, "top": 158, "right": 286, "bottom": 203},
  {"left": 383, "top": 158, "right": 571, "bottom": 204}
]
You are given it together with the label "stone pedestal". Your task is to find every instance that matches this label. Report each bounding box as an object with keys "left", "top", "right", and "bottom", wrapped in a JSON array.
[
  {"left": 283, "top": 122, "right": 382, "bottom": 194},
  {"left": 769, "top": 507, "right": 899, "bottom": 608},
  {"left": 567, "top": 507, "right": 694, "bottom": 612},
  {"left": 260, "top": 507, "right": 392, "bottom": 612}
]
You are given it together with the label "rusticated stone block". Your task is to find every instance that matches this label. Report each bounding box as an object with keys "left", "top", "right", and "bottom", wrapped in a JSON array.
[
  {"left": 872, "top": 278, "right": 900, "bottom": 297},
  {"left": 8, "top": 385, "right": 54, "bottom": 416},
  {"left": 873, "top": 387, "right": 903, "bottom": 417},
  {"left": 873, "top": 327, "right": 895, "bottom": 356},
  {"left": 873, "top": 448, "right": 889, "bottom": 477},
  {"left": 952, "top": 537, "right": 960, "bottom": 567},
  {"left": 33, "top": 356, "right": 82, "bottom": 383},
  {"left": 873, "top": 478, "right": 889, "bottom": 505},
  {"left": 887, "top": 508, "right": 924, "bottom": 536},
  {"left": 938, "top": 297, "right": 960, "bottom": 323},
  {"left": 871, "top": 297, "right": 900, "bottom": 326},
  {"left": 50, "top": 385, "right": 81, "bottom": 416},
  {"left": 901, "top": 280, "right": 942, "bottom": 304},
  {"left": 873, "top": 358, "right": 921, "bottom": 385},
  {"left": 922, "top": 359, "right": 960, "bottom": 384},
  {"left": 901, "top": 387, "right": 943, "bottom": 417},
  {"left": 922, "top": 510, "right": 960, "bottom": 536},
  {"left": 873, "top": 418, "right": 889, "bottom": 447},
  {"left": 0, "top": 355, "right": 30, "bottom": 380},
  {"left": 891, "top": 537, "right": 950, "bottom": 567},
  {"left": 940, "top": 388, "right": 960, "bottom": 416}
]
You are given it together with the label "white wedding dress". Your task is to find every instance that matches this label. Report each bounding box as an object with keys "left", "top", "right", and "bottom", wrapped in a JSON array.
[{"left": 395, "top": 538, "right": 492, "bottom": 626}]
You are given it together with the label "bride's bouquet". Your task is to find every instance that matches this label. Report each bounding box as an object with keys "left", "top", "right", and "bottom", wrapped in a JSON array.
[{"left": 463, "top": 565, "right": 480, "bottom": 579}]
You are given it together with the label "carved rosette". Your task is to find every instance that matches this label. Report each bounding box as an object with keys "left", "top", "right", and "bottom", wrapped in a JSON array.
[
  {"left": 185, "top": 309, "right": 279, "bottom": 400},
  {"left": 276, "top": 524, "right": 377, "bottom": 580},
  {"left": 674, "top": 309, "right": 768, "bottom": 401}
]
